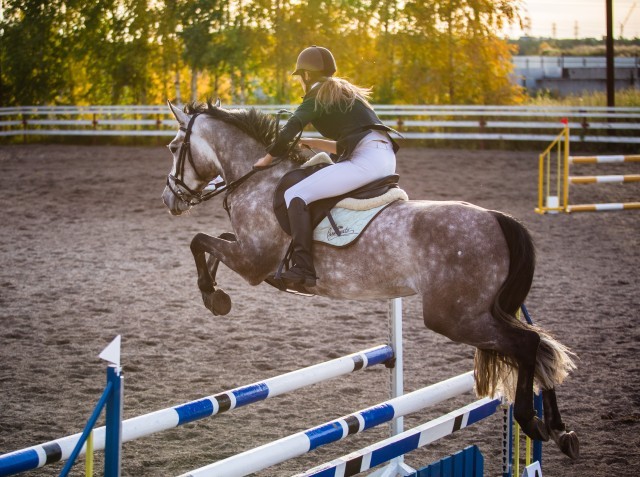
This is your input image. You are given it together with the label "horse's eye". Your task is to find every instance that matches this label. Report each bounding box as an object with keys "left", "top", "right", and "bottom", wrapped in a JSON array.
[{"left": 167, "top": 144, "right": 179, "bottom": 154}]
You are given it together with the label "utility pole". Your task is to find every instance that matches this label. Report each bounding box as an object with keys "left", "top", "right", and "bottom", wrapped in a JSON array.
[{"left": 606, "top": 0, "right": 614, "bottom": 107}]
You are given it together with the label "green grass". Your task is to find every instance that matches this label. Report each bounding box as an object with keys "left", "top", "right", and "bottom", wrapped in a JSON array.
[{"left": 526, "top": 88, "right": 640, "bottom": 107}]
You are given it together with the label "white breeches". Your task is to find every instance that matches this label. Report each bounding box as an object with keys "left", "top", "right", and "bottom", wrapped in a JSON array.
[{"left": 284, "top": 130, "right": 396, "bottom": 207}]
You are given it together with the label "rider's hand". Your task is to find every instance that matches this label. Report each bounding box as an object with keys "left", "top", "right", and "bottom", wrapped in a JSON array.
[
  {"left": 298, "top": 138, "right": 315, "bottom": 149},
  {"left": 253, "top": 154, "right": 273, "bottom": 169}
]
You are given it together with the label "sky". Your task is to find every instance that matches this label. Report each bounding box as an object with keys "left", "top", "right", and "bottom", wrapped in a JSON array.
[{"left": 502, "top": 0, "right": 640, "bottom": 39}]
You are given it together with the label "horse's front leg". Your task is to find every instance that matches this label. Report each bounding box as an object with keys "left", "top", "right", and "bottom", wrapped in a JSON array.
[{"left": 190, "top": 232, "right": 238, "bottom": 316}]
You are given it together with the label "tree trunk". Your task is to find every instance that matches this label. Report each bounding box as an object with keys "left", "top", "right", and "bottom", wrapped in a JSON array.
[
  {"left": 175, "top": 69, "right": 182, "bottom": 105},
  {"left": 191, "top": 67, "right": 198, "bottom": 102}
]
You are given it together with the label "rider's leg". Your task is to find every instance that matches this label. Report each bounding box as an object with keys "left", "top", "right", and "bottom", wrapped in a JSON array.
[
  {"left": 280, "top": 197, "right": 317, "bottom": 286},
  {"left": 280, "top": 131, "right": 396, "bottom": 287},
  {"left": 284, "top": 131, "right": 396, "bottom": 206}
]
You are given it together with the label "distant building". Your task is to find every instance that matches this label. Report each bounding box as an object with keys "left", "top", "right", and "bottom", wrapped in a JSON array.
[{"left": 512, "top": 56, "right": 639, "bottom": 96}]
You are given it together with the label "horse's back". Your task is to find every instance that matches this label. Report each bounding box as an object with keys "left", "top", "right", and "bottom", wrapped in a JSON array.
[
  {"left": 314, "top": 198, "right": 510, "bottom": 300},
  {"left": 377, "top": 198, "right": 503, "bottom": 245}
]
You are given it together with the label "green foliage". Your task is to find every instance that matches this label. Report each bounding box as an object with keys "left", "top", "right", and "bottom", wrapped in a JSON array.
[{"left": 0, "top": 0, "right": 528, "bottom": 106}]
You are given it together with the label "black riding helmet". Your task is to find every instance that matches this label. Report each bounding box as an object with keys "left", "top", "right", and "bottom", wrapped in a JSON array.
[{"left": 292, "top": 46, "right": 337, "bottom": 77}]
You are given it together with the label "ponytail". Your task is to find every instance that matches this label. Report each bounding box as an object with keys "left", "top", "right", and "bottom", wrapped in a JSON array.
[{"left": 313, "top": 76, "right": 373, "bottom": 113}]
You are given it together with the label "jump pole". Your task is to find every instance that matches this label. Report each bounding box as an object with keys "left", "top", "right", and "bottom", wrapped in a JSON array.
[
  {"left": 177, "top": 371, "right": 475, "bottom": 477},
  {"left": 567, "top": 154, "right": 640, "bottom": 211},
  {"left": 295, "top": 397, "right": 501, "bottom": 477},
  {"left": 568, "top": 174, "right": 640, "bottom": 184},
  {"left": 536, "top": 130, "right": 640, "bottom": 214},
  {"left": 0, "top": 345, "right": 393, "bottom": 477},
  {"left": 569, "top": 154, "right": 640, "bottom": 164}
]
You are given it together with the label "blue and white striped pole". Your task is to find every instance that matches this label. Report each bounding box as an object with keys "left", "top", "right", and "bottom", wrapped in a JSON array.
[
  {"left": 178, "top": 371, "right": 476, "bottom": 477},
  {"left": 0, "top": 345, "right": 392, "bottom": 477},
  {"left": 296, "top": 397, "right": 501, "bottom": 477}
]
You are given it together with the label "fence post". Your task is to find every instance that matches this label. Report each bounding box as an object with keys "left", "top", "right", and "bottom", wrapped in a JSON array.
[{"left": 21, "top": 113, "right": 27, "bottom": 144}]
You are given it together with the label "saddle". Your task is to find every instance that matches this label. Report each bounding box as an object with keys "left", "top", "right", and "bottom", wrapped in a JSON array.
[
  {"left": 273, "top": 166, "right": 400, "bottom": 236},
  {"left": 268, "top": 166, "right": 401, "bottom": 296}
]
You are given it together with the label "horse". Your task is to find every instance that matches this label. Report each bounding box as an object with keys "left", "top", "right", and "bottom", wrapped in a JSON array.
[{"left": 161, "top": 100, "right": 579, "bottom": 460}]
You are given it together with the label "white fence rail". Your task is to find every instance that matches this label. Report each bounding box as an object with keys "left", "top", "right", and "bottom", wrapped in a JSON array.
[{"left": 1, "top": 105, "right": 639, "bottom": 144}]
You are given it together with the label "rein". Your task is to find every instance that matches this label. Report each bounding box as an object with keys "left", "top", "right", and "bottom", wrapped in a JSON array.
[{"left": 166, "top": 108, "right": 301, "bottom": 213}]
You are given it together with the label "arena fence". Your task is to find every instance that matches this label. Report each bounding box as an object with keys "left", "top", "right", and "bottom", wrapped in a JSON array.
[
  {"left": 1, "top": 104, "right": 639, "bottom": 144},
  {"left": 536, "top": 122, "right": 640, "bottom": 213}
]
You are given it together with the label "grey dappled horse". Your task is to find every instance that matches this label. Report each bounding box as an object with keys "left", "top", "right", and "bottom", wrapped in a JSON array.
[{"left": 161, "top": 100, "right": 579, "bottom": 460}]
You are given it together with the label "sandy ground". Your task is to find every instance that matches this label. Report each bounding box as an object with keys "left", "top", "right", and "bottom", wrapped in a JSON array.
[{"left": 0, "top": 143, "right": 638, "bottom": 477}]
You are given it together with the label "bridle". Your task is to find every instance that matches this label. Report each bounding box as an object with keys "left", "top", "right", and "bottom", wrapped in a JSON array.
[
  {"left": 166, "top": 109, "right": 300, "bottom": 211},
  {"left": 166, "top": 113, "right": 221, "bottom": 206}
]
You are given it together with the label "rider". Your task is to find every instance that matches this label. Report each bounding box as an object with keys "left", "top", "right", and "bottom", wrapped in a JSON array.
[{"left": 254, "top": 45, "right": 399, "bottom": 287}]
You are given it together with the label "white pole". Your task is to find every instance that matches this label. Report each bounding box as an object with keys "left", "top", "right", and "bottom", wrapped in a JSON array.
[
  {"left": 178, "top": 372, "right": 475, "bottom": 477},
  {"left": 0, "top": 346, "right": 392, "bottom": 476}
]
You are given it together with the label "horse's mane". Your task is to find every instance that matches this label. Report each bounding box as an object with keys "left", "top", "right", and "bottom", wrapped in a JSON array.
[{"left": 184, "top": 101, "right": 305, "bottom": 164}]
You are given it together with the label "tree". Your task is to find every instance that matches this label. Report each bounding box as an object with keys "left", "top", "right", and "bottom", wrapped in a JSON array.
[
  {"left": 1, "top": 0, "right": 71, "bottom": 105},
  {"left": 0, "top": 0, "right": 527, "bottom": 106}
]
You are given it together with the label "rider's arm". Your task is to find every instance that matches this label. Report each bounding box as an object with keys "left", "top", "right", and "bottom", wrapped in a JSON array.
[
  {"left": 300, "top": 138, "right": 337, "bottom": 154},
  {"left": 266, "top": 116, "right": 304, "bottom": 157},
  {"left": 265, "top": 93, "right": 319, "bottom": 157}
]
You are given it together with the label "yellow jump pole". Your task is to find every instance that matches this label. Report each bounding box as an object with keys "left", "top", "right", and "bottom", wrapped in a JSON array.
[
  {"left": 563, "top": 123, "right": 570, "bottom": 212},
  {"left": 514, "top": 422, "right": 520, "bottom": 477},
  {"left": 85, "top": 430, "right": 94, "bottom": 477},
  {"left": 556, "top": 134, "right": 562, "bottom": 201},
  {"left": 536, "top": 121, "right": 570, "bottom": 214},
  {"left": 537, "top": 152, "right": 545, "bottom": 212}
]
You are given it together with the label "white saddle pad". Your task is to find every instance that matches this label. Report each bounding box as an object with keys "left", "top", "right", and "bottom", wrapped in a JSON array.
[{"left": 313, "top": 204, "right": 389, "bottom": 247}]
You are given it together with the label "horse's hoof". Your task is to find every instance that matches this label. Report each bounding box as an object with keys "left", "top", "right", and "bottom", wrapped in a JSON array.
[
  {"left": 201, "top": 289, "right": 232, "bottom": 316},
  {"left": 551, "top": 429, "right": 579, "bottom": 460},
  {"left": 519, "top": 416, "right": 549, "bottom": 442},
  {"left": 212, "top": 289, "right": 232, "bottom": 315}
]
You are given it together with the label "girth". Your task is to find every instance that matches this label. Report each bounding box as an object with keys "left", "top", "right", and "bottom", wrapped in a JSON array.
[{"left": 273, "top": 166, "right": 400, "bottom": 235}]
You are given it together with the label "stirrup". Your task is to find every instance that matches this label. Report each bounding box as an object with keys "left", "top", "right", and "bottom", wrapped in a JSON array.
[{"left": 279, "top": 267, "right": 317, "bottom": 287}]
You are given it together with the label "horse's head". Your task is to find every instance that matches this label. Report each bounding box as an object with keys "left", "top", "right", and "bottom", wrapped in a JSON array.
[
  {"left": 162, "top": 100, "right": 223, "bottom": 215},
  {"left": 162, "top": 100, "right": 309, "bottom": 217}
]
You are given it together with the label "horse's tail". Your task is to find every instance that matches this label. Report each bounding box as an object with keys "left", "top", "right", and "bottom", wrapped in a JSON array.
[{"left": 474, "top": 211, "right": 576, "bottom": 401}]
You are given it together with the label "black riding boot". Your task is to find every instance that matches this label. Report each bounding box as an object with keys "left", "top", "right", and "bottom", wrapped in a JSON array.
[{"left": 280, "top": 198, "right": 317, "bottom": 287}]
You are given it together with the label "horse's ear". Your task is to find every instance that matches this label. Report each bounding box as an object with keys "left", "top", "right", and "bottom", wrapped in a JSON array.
[
  {"left": 214, "top": 98, "right": 221, "bottom": 108},
  {"left": 167, "top": 100, "right": 188, "bottom": 126}
]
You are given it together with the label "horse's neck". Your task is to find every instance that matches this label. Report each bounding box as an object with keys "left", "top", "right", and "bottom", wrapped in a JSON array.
[
  {"left": 220, "top": 146, "right": 258, "bottom": 183},
  {"left": 226, "top": 165, "right": 291, "bottom": 256},
  {"left": 208, "top": 120, "right": 293, "bottom": 246}
]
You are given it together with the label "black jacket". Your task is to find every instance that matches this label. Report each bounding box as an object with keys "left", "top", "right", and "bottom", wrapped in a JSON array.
[{"left": 267, "top": 83, "right": 399, "bottom": 162}]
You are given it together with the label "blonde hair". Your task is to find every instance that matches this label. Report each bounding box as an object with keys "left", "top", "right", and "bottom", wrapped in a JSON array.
[{"left": 314, "top": 76, "right": 373, "bottom": 113}]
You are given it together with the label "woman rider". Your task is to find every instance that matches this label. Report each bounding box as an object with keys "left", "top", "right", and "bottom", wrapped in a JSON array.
[{"left": 254, "top": 45, "right": 399, "bottom": 287}]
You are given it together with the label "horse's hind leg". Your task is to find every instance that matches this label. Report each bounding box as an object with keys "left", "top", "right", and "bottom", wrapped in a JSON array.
[
  {"left": 482, "top": 318, "right": 551, "bottom": 443},
  {"left": 511, "top": 335, "right": 550, "bottom": 443},
  {"left": 423, "top": 307, "right": 548, "bottom": 442},
  {"left": 543, "top": 388, "right": 580, "bottom": 459}
]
